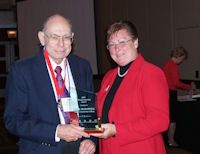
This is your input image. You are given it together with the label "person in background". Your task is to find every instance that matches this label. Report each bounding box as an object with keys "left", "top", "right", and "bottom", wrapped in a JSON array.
[
  {"left": 91, "top": 20, "right": 169, "bottom": 154},
  {"left": 4, "top": 14, "right": 96, "bottom": 154},
  {"left": 162, "top": 46, "right": 196, "bottom": 147}
]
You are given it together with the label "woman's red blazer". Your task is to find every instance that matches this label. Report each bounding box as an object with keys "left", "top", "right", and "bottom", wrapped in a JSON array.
[{"left": 97, "top": 54, "right": 169, "bottom": 154}]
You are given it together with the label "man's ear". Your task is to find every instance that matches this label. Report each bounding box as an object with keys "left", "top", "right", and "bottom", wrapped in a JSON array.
[
  {"left": 71, "top": 32, "right": 74, "bottom": 42},
  {"left": 38, "top": 31, "right": 45, "bottom": 46}
]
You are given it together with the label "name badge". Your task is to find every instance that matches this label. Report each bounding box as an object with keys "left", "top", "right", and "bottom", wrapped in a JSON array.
[
  {"left": 62, "top": 98, "right": 70, "bottom": 112},
  {"left": 62, "top": 97, "right": 79, "bottom": 112}
]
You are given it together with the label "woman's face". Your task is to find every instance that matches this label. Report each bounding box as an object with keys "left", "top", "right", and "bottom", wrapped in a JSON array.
[
  {"left": 107, "top": 29, "right": 138, "bottom": 66},
  {"left": 175, "top": 55, "right": 185, "bottom": 65}
]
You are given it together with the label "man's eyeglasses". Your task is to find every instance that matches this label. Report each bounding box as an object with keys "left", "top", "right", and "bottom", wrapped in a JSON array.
[
  {"left": 45, "top": 34, "right": 73, "bottom": 45},
  {"left": 106, "top": 39, "right": 132, "bottom": 50}
]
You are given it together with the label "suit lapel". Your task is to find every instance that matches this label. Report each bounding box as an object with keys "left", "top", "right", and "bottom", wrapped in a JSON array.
[
  {"left": 67, "top": 55, "right": 80, "bottom": 89},
  {"left": 35, "top": 51, "right": 60, "bottom": 123}
]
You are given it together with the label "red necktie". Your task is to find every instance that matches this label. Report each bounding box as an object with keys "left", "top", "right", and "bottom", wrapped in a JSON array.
[
  {"left": 55, "top": 66, "right": 70, "bottom": 97},
  {"left": 55, "top": 66, "right": 79, "bottom": 125}
]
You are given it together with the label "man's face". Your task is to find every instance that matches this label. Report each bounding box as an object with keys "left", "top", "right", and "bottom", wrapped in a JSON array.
[{"left": 38, "top": 15, "right": 74, "bottom": 64}]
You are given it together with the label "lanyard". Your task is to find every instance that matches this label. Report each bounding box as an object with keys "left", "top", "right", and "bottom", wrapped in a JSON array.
[{"left": 43, "top": 48, "right": 68, "bottom": 99}]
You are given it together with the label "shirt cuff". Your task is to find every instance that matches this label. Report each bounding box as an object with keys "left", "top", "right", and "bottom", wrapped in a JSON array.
[{"left": 55, "top": 125, "right": 61, "bottom": 142}]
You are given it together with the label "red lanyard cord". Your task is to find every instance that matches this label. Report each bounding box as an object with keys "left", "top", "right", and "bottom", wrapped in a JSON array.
[{"left": 43, "top": 48, "right": 67, "bottom": 99}]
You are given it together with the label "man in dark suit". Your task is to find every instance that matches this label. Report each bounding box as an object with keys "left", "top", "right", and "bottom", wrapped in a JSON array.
[{"left": 4, "top": 14, "right": 96, "bottom": 154}]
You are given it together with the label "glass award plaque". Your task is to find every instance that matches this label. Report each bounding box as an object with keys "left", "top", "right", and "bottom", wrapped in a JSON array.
[{"left": 69, "top": 88, "right": 104, "bottom": 133}]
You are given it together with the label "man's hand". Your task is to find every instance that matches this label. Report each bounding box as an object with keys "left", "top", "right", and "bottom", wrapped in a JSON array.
[
  {"left": 90, "top": 123, "right": 116, "bottom": 139},
  {"left": 79, "top": 139, "right": 96, "bottom": 154},
  {"left": 57, "top": 124, "right": 90, "bottom": 142}
]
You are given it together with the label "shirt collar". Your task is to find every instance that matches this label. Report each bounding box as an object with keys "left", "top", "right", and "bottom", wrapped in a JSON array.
[{"left": 49, "top": 57, "right": 66, "bottom": 72}]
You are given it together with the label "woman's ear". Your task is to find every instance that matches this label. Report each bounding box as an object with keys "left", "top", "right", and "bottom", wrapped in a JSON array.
[{"left": 133, "top": 38, "right": 139, "bottom": 49}]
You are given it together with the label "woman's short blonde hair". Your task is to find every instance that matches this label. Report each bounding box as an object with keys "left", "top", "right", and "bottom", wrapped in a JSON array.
[
  {"left": 170, "top": 46, "right": 188, "bottom": 59},
  {"left": 107, "top": 20, "right": 138, "bottom": 41}
]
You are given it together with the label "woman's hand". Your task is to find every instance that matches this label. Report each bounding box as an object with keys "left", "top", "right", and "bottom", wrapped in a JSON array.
[{"left": 90, "top": 123, "right": 116, "bottom": 139}]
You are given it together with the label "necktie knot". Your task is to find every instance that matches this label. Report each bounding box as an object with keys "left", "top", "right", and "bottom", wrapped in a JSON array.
[{"left": 55, "top": 66, "right": 62, "bottom": 74}]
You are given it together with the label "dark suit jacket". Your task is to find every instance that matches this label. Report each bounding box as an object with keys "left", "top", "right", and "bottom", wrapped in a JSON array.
[{"left": 4, "top": 50, "right": 95, "bottom": 154}]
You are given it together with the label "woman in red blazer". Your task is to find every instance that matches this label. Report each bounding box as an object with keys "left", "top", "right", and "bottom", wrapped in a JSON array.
[{"left": 91, "top": 21, "right": 169, "bottom": 154}]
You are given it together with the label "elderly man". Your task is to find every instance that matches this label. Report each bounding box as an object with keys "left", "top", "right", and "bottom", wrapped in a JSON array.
[{"left": 4, "top": 14, "right": 96, "bottom": 154}]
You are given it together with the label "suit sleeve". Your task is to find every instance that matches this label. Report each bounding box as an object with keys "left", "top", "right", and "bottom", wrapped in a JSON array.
[
  {"left": 4, "top": 63, "right": 58, "bottom": 145},
  {"left": 115, "top": 67, "right": 169, "bottom": 145},
  {"left": 86, "top": 61, "right": 94, "bottom": 92}
]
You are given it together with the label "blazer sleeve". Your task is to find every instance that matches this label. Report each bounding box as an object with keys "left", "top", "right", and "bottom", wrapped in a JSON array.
[
  {"left": 171, "top": 66, "right": 192, "bottom": 89},
  {"left": 116, "top": 67, "right": 169, "bottom": 145}
]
